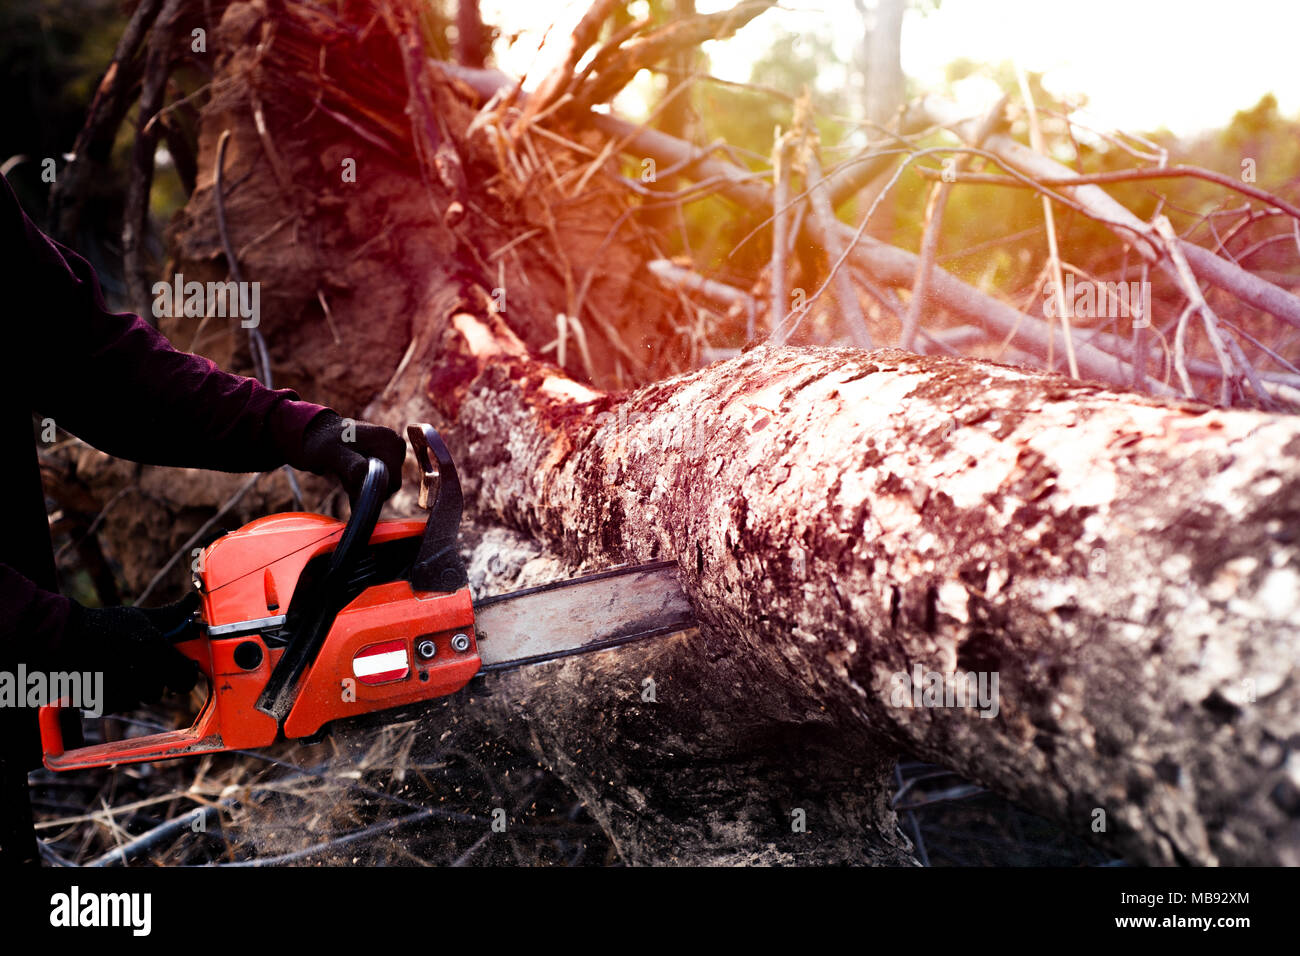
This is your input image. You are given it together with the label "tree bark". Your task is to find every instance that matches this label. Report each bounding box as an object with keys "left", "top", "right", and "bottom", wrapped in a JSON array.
[
  {"left": 456, "top": 0, "right": 486, "bottom": 69},
  {"left": 857, "top": 0, "right": 906, "bottom": 127},
  {"left": 418, "top": 310, "right": 1300, "bottom": 866}
]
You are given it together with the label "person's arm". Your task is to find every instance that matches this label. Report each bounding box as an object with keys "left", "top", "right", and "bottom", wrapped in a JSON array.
[
  {"left": 1, "top": 175, "right": 404, "bottom": 701},
  {"left": 3, "top": 174, "right": 324, "bottom": 473},
  {"left": 0, "top": 563, "right": 71, "bottom": 670},
  {"left": 1, "top": 562, "right": 198, "bottom": 717}
]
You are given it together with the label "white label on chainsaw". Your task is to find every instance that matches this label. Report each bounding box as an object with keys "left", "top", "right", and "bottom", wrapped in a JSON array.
[{"left": 352, "top": 640, "right": 409, "bottom": 684}]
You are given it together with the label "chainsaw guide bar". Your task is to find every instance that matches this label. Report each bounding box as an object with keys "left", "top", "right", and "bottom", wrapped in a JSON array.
[{"left": 474, "top": 561, "right": 696, "bottom": 673}]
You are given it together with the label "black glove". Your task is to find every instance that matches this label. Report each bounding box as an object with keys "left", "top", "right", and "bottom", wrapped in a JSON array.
[
  {"left": 60, "top": 594, "right": 201, "bottom": 715},
  {"left": 295, "top": 411, "right": 405, "bottom": 503}
]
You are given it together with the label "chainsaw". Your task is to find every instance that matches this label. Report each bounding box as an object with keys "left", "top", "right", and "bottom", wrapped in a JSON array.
[{"left": 38, "top": 424, "right": 695, "bottom": 771}]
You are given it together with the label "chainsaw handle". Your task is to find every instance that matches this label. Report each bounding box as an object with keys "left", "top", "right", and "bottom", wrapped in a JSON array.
[
  {"left": 329, "top": 458, "right": 389, "bottom": 576},
  {"left": 256, "top": 457, "right": 389, "bottom": 722},
  {"left": 38, "top": 636, "right": 222, "bottom": 771}
]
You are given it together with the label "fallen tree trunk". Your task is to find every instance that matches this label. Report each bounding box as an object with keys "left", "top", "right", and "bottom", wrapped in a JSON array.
[{"left": 420, "top": 311, "right": 1300, "bottom": 865}]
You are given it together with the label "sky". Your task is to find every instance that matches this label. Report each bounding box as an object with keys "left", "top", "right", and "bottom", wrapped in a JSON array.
[{"left": 480, "top": 0, "right": 1300, "bottom": 138}]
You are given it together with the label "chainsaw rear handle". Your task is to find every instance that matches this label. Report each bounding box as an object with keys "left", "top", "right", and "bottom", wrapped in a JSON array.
[
  {"left": 40, "top": 585, "right": 209, "bottom": 768},
  {"left": 38, "top": 622, "right": 216, "bottom": 771}
]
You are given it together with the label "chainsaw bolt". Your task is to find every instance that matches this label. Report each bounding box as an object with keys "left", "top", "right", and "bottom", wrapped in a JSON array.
[
  {"left": 416, "top": 639, "right": 437, "bottom": 660},
  {"left": 450, "top": 633, "right": 471, "bottom": 653}
]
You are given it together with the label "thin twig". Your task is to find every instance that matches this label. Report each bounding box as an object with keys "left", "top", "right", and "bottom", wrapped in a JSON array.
[
  {"left": 1014, "top": 67, "right": 1078, "bottom": 378},
  {"left": 88, "top": 804, "right": 228, "bottom": 867},
  {"left": 797, "top": 152, "right": 871, "bottom": 347},
  {"left": 901, "top": 93, "right": 1006, "bottom": 352},
  {"left": 916, "top": 164, "right": 1300, "bottom": 225},
  {"left": 770, "top": 133, "right": 791, "bottom": 332},
  {"left": 1172, "top": 301, "right": 1197, "bottom": 397},
  {"left": 1155, "top": 216, "right": 1263, "bottom": 406}
]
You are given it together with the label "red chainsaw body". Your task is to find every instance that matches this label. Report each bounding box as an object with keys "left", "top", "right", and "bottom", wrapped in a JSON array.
[{"left": 40, "top": 510, "right": 481, "bottom": 771}]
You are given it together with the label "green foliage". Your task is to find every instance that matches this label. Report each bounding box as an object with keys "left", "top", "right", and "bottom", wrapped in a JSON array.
[
  {"left": 1213, "top": 94, "right": 1300, "bottom": 196},
  {"left": 671, "top": 28, "right": 856, "bottom": 272},
  {"left": 696, "top": 29, "right": 852, "bottom": 163}
]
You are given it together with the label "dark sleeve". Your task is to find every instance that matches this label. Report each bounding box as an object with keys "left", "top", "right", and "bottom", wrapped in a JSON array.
[
  {"left": 3, "top": 174, "right": 327, "bottom": 472},
  {"left": 0, "top": 564, "right": 71, "bottom": 669}
]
